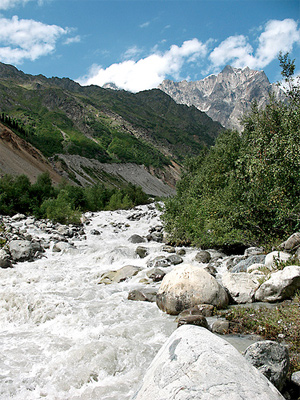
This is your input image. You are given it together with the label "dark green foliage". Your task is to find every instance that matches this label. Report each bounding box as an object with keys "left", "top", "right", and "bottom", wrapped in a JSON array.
[
  {"left": 163, "top": 54, "right": 300, "bottom": 249},
  {"left": 0, "top": 172, "right": 150, "bottom": 224}
]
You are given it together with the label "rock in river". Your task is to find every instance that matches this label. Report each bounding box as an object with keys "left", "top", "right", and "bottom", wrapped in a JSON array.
[
  {"left": 156, "top": 264, "right": 229, "bottom": 315},
  {"left": 132, "top": 325, "right": 284, "bottom": 400}
]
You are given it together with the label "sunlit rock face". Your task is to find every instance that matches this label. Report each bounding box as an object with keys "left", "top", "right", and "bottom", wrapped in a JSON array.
[{"left": 159, "top": 65, "right": 284, "bottom": 132}]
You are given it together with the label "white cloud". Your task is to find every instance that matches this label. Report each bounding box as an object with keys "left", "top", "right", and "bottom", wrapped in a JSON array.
[
  {"left": 79, "top": 39, "right": 207, "bottom": 92},
  {"left": 0, "top": 15, "right": 68, "bottom": 64},
  {"left": 209, "top": 19, "right": 300, "bottom": 70},
  {"left": 64, "top": 35, "right": 81, "bottom": 45},
  {"left": 123, "top": 45, "right": 142, "bottom": 60},
  {"left": 0, "top": 0, "right": 29, "bottom": 9},
  {"left": 139, "top": 21, "right": 150, "bottom": 29}
]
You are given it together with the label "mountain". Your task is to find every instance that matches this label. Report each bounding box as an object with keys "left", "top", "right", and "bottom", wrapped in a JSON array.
[
  {"left": 159, "top": 65, "right": 284, "bottom": 132},
  {"left": 0, "top": 62, "right": 224, "bottom": 195}
]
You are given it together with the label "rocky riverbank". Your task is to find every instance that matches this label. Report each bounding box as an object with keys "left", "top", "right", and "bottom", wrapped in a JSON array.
[{"left": 0, "top": 205, "right": 300, "bottom": 399}]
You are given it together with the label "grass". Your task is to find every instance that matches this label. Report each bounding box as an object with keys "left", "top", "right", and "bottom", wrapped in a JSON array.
[{"left": 219, "top": 292, "right": 300, "bottom": 375}]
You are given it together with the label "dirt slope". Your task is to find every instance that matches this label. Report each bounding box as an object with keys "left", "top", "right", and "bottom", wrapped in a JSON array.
[{"left": 0, "top": 123, "right": 62, "bottom": 184}]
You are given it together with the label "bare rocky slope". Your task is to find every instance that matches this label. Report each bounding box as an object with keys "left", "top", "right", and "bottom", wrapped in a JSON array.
[{"left": 159, "top": 65, "right": 284, "bottom": 132}]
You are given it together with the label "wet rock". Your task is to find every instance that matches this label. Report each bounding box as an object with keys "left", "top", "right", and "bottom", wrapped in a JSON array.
[
  {"left": 255, "top": 266, "right": 300, "bottom": 302},
  {"left": 222, "top": 272, "right": 261, "bottom": 304},
  {"left": 99, "top": 265, "right": 141, "bottom": 284},
  {"left": 209, "top": 249, "right": 227, "bottom": 260},
  {"left": 203, "top": 264, "right": 217, "bottom": 277},
  {"left": 147, "top": 232, "right": 163, "bottom": 242},
  {"left": 52, "top": 241, "right": 74, "bottom": 253},
  {"left": 146, "top": 268, "right": 166, "bottom": 282},
  {"left": 135, "top": 246, "right": 149, "bottom": 259},
  {"left": 231, "top": 255, "right": 266, "bottom": 273},
  {"left": 194, "top": 250, "right": 211, "bottom": 264},
  {"left": 0, "top": 248, "right": 12, "bottom": 268},
  {"left": 176, "top": 248, "right": 186, "bottom": 256},
  {"left": 147, "top": 256, "right": 170, "bottom": 269},
  {"left": 162, "top": 245, "right": 176, "bottom": 253},
  {"left": 128, "top": 288, "right": 157, "bottom": 302},
  {"left": 132, "top": 326, "right": 284, "bottom": 400},
  {"left": 264, "top": 251, "right": 291, "bottom": 268},
  {"left": 8, "top": 240, "right": 39, "bottom": 262},
  {"left": 128, "top": 234, "right": 146, "bottom": 244},
  {"left": 90, "top": 229, "right": 101, "bottom": 235},
  {"left": 156, "top": 264, "right": 229, "bottom": 315},
  {"left": 211, "top": 319, "right": 230, "bottom": 334},
  {"left": 177, "top": 314, "right": 209, "bottom": 329},
  {"left": 244, "top": 341, "right": 289, "bottom": 392},
  {"left": 166, "top": 254, "right": 183, "bottom": 265}
]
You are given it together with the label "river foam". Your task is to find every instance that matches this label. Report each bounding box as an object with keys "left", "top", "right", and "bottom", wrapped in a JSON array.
[{"left": 0, "top": 205, "right": 177, "bottom": 399}]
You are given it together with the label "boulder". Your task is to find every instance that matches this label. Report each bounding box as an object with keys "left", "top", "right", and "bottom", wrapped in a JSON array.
[
  {"left": 146, "top": 268, "right": 166, "bottom": 282},
  {"left": 90, "top": 229, "right": 101, "bottom": 235},
  {"left": 221, "top": 272, "right": 260, "bottom": 303},
  {"left": 280, "top": 232, "right": 300, "bottom": 251},
  {"left": 244, "top": 341, "right": 289, "bottom": 391},
  {"left": 264, "top": 251, "right": 291, "bottom": 268},
  {"left": 52, "top": 241, "right": 74, "bottom": 253},
  {"left": 291, "top": 371, "right": 300, "bottom": 387},
  {"left": 231, "top": 255, "right": 266, "bottom": 273},
  {"left": 166, "top": 254, "right": 183, "bottom": 265},
  {"left": 128, "top": 234, "right": 146, "bottom": 244},
  {"left": 0, "top": 248, "right": 12, "bottom": 268},
  {"left": 128, "top": 288, "right": 157, "bottom": 302},
  {"left": 99, "top": 265, "right": 141, "bottom": 284},
  {"left": 11, "top": 213, "right": 26, "bottom": 221},
  {"left": 147, "top": 256, "right": 170, "bottom": 269},
  {"left": 156, "top": 264, "right": 229, "bottom": 315},
  {"left": 244, "top": 247, "right": 264, "bottom": 257},
  {"left": 247, "top": 263, "right": 266, "bottom": 273},
  {"left": 8, "top": 240, "right": 36, "bottom": 262},
  {"left": 132, "top": 326, "right": 284, "bottom": 400},
  {"left": 177, "top": 314, "right": 209, "bottom": 329},
  {"left": 176, "top": 248, "right": 186, "bottom": 256},
  {"left": 175, "top": 304, "right": 214, "bottom": 320},
  {"left": 211, "top": 319, "right": 230, "bottom": 334},
  {"left": 194, "top": 250, "right": 211, "bottom": 264},
  {"left": 203, "top": 264, "right": 217, "bottom": 277},
  {"left": 162, "top": 245, "right": 176, "bottom": 253},
  {"left": 135, "top": 246, "right": 149, "bottom": 259},
  {"left": 255, "top": 266, "right": 300, "bottom": 302}
]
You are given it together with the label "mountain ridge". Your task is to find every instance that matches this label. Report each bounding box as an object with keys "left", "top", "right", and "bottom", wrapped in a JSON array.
[
  {"left": 159, "top": 65, "right": 284, "bottom": 131},
  {"left": 0, "top": 61, "right": 223, "bottom": 195}
]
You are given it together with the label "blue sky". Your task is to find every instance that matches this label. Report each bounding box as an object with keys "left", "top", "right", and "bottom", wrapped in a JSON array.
[{"left": 0, "top": 0, "right": 299, "bottom": 92}]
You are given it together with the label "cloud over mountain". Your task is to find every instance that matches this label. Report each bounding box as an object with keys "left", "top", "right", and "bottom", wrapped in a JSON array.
[{"left": 80, "top": 18, "right": 300, "bottom": 93}]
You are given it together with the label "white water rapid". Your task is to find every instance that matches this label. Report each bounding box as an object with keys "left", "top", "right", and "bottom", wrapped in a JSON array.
[{"left": 0, "top": 205, "right": 181, "bottom": 400}]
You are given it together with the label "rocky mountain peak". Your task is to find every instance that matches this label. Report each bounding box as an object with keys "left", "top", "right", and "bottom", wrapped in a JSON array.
[{"left": 159, "top": 66, "right": 283, "bottom": 132}]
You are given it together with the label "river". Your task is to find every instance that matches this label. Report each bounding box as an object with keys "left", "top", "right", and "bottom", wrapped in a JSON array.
[{"left": 0, "top": 205, "right": 182, "bottom": 399}]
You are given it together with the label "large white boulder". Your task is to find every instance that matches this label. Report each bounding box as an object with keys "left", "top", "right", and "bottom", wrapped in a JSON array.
[
  {"left": 255, "top": 266, "right": 300, "bottom": 302},
  {"left": 132, "top": 325, "right": 284, "bottom": 400},
  {"left": 156, "top": 264, "right": 228, "bottom": 315},
  {"left": 221, "top": 272, "right": 260, "bottom": 303},
  {"left": 264, "top": 251, "right": 291, "bottom": 268}
]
